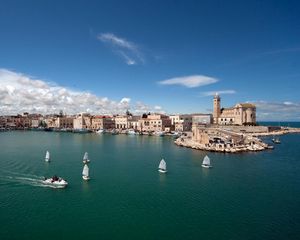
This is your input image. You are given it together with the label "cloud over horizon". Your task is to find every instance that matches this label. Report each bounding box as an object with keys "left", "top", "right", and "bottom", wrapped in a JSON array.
[
  {"left": 201, "top": 90, "right": 236, "bottom": 96},
  {"left": 254, "top": 100, "right": 300, "bottom": 121},
  {"left": 158, "top": 75, "right": 218, "bottom": 88},
  {"left": 0, "top": 69, "right": 163, "bottom": 115},
  {"left": 97, "top": 33, "right": 144, "bottom": 65}
]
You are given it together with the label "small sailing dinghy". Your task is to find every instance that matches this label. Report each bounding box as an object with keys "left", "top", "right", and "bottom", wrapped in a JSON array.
[
  {"left": 45, "top": 151, "right": 50, "bottom": 162},
  {"left": 158, "top": 159, "right": 167, "bottom": 173},
  {"left": 202, "top": 155, "right": 212, "bottom": 168},
  {"left": 83, "top": 152, "right": 90, "bottom": 164},
  {"left": 42, "top": 175, "right": 68, "bottom": 188},
  {"left": 82, "top": 164, "right": 90, "bottom": 181},
  {"left": 272, "top": 137, "right": 281, "bottom": 144}
]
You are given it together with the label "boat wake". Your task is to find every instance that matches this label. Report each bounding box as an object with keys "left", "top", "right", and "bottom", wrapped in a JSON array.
[{"left": 0, "top": 171, "right": 63, "bottom": 188}]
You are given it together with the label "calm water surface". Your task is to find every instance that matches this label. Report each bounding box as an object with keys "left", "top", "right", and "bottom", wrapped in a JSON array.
[{"left": 0, "top": 131, "right": 300, "bottom": 240}]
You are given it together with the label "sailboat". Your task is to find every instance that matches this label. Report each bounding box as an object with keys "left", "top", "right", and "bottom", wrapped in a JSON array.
[
  {"left": 272, "top": 136, "right": 281, "bottom": 144},
  {"left": 202, "top": 155, "right": 212, "bottom": 168},
  {"left": 45, "top": 151, "right": 50, "bottom": 162},
  {"left": 82, "top": 164, "right": 90, "bottom": 180},
  {"left": 158, "top": 159, "right": 167, "bottom": 173},
  {"left": 82, "top": 152, "right": 90, "bottom": 164}
]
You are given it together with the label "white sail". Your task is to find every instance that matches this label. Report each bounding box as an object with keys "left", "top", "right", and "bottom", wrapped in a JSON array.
[
  {"left": 45, "top": 151, "right": 50, "bottom": 161},
  {"left": 158, "top": 159, "right": 166, "bottom": 171},
  {"left": 82, "top": 164, "right": 89, "bottom": 177},
  {"left": 202, "top": 155, "right": 210, "bottom": 166},
  {"left": 83, "top": 152, "right": 89, "bottom": 160}
]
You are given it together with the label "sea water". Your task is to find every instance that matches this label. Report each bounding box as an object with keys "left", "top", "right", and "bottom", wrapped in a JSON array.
[{"left": 0, "top": 131, "right": 300, "bottom": 240}]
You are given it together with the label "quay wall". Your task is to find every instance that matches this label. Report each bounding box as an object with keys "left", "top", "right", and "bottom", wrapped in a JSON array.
[{"left": 218, "top": 125, "right": 269, "bottom": 133}]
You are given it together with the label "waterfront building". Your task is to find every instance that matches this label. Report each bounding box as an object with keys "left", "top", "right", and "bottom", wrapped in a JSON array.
[
  {"left": 170, "top": 114, "right": 211, "bottom": 132},
  {"left": 176, "top": 114, "right": 192, "bottom": 132},
  {"left": 169, "top": 114, "right": 192, "bottom": 132},
  {"left": 5, "top": 116, "right": 17, "bottom": 129},
  {"left": 73, "top": 113, "right": 92, "bottom": 130},
  {"left": 55, "top": 116, "right": 74, "bottom": 129},
  {"left": 0, "top": 116, "right": 7, "bottom": 128},
  {"left": 139, "top": 114, "right": 171, "bottom": 132},
  {"left": 44, "top": 117, "right": 57, "bottom": 128},
  {"left": 91, "top": 116, "right": 114, "bottom": 130},
  {"left": 30, "top": 119, "right": 41, "bottom": 128},
  {"left": 192, "top": 114, "right": 212, "bottom": 125},
  {"left": 169, "top": 115, "right": 180, "bottom": 126},
  {"left": 213, "top": 93, "right": 256, "bottom": 125},
  {"left": 21, "top": 116, "right": 31, "bottom": 128},
  {"left": 128, "top": 116, "right": 141, "bottom": 130},
  {"left": 114, "top": 115, "right": 129, "bottom": 129}
]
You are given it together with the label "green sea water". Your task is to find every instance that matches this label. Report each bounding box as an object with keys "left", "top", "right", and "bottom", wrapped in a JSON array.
[{"left": 0, "top": 131, "right": 300, "bottom": 240}]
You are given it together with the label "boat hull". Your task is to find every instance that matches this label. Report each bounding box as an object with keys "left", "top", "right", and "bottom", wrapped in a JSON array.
[
  {"left": 201, "top": 164, "right": 212, "bottom": 168},
  {"left": 158, "top": 169, "right": 167, "bottom": 173},
  {"left": 42, "top": 178, "right": 68, "bottom": 188},
  {"left": 82, "top": 176, "right": 90, "bottom": 181},
  {"left": 83, "top": 160, "right": 90, "bottom": 164}
]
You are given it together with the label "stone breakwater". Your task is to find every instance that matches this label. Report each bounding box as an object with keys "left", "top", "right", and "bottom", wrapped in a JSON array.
[
  {"left": 249, "top": 127, "right": 300, "bottom": 137},
  {"left": 175, "top": 137, "right": 270, "bottom": 153}
]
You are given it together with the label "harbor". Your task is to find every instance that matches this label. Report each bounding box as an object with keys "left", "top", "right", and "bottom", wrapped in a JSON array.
[{"left": 1, "top": 131, "right": 300, "bottom": 240}]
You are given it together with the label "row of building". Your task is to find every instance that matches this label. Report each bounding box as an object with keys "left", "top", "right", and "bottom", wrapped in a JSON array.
[
  {"left": 0, "top": 112, "right": 212, "bottom": 132},
  {"left": 0, "top": 95, "right": 257, "bottom": 132}
]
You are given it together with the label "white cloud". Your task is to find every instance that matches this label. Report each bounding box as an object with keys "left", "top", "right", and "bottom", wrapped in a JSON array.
[
  {"left": 98, "top": 33, "right": 137, "bottom": 51},
  {"left": 0, "top": 69, "right": 163, "bottom": 115},
  {"left": 202, "top": 90, "right": 236, "bottom": 96},
  {"left": 97, "top": 33, "right": 144, "bottom": 65},
  {"left": 158, "top": 75, "right": 218, "bottom": 88},
  {"left": 118, "top": 51, "right": 136, "bottom": 65},
  {"left": 120, "top": 97, "right": 130, "bottom": 103},
  {"left": 254, "top": 100, "right": 300, "bottom": 121}
]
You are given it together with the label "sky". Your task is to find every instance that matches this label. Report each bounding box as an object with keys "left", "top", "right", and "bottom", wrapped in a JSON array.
[{"left": 0, "top": 0, "right": 300, "bottom": 121}]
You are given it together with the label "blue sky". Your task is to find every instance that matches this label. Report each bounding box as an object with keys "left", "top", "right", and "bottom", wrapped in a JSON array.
[{"left": 0, "top": 0, "right": 300, "bottom": 120}]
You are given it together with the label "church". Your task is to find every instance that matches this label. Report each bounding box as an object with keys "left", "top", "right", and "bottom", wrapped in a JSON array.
[{"left": 213, "top": 94, "right": 256, "bottom": 125}]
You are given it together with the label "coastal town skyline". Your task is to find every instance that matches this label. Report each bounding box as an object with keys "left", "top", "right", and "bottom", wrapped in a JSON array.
[{"left": 1, "top": 1, "right": 300, "bottom": 121}]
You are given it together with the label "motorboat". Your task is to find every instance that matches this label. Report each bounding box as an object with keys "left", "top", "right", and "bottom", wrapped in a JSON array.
[
  {"left": 96, "top": 129, "right": 105, "bottom": 134},
  {"left": 153, "top": 131, "right": 165, "bottom": 136},
  {"left": 127, "top": 129, "right": 136, "bottom": 135},
  {"left": 42, "top": 175, "right": 68, "bottom": 188}
]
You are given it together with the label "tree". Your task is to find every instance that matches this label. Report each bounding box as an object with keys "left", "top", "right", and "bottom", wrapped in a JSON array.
[
  {"left": 126, "top": 109, "right": 132, "bottom": 116},
  {"left": 39, "top": 120, "right": 47, "bottom": 128}
]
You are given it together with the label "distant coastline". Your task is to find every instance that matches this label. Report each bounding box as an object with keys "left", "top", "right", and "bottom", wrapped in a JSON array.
[{"left": 258, "top": 121, "right": 300, "bottom": 128}]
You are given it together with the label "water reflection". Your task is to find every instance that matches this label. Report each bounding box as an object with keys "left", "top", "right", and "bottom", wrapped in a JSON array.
[
  {"left": 81, "top": 179, "right": 91, "bottom": 192},
  {"left": 158, "top": 171, "right": 167, "bottom": 185}
]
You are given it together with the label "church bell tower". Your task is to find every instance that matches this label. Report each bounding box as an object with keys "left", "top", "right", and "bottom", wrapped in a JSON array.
[{"left": 213, "top": 93, "right": 221, "bottom": 124}]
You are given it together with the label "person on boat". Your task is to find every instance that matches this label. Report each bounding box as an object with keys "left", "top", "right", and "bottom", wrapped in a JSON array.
[{"left": 52, "top": 175, "right": 59, "bottom": 182}]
